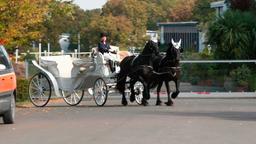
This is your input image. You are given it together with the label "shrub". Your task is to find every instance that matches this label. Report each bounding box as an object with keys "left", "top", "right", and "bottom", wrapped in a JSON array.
[
  {"left": 208, "top": 10, "right": 256, "bottom": 59},
  {"left": 16, "top": 78, "right": 29, "bottom": 102},
  {"left": 230, "top": 65, "right": 251, "bottom": 87},
  {"left": 249, "top": 74, "right": 256, "bottom": 91}
]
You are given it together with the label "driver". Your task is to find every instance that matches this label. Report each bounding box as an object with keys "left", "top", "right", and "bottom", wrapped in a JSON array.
[{"left": 98, "top": 32, "right": 119, "bottom": 72}]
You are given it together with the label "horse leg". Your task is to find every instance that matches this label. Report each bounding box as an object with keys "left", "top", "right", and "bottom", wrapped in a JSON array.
[
  {"left": 164, "top": 81, "right": 173, "bottom": 106},
  {"left": 117, "top": 74, "right": 128, "bottom": 106},
  {"left": 156, "top": 82, "right": 163, "bottom": 106},
  {"left": 129, "top": 79, "right": 136, "bottom": 102},
  {"left": 141, "top": 82, "right": 149, "bottom": 106},
  {"left": 121, "top": 91, "right": 128, "bottom": 106},
  {"left": 171, "top": 79, "right": 180, "bottom": 99}
]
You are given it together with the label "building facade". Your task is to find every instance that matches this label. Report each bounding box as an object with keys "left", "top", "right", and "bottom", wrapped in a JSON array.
[
  {"left": 210, "top": 0, "right": 228, "bottom": 17},
  {"left": 157, "top": 21, "right": 200, "bottom": 51}
]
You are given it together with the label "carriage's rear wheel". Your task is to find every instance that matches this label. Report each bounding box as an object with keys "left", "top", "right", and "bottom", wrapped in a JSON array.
[
  {"left": 29, "top": 73, "right": 51, "bottom": 107},
  {"left": 61, "top": 90, "right": 84, "bottom": 106},
  {"left": 134, "top": 81, "right": 144, "bottom": 105},
  {"left": 93, "top": 78, "right": 108, "bottom": 106}
]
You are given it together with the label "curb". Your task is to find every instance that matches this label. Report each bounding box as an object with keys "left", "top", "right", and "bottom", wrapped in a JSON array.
[{"left": 107, "top": 92, "right": 256, "bottom": 99}]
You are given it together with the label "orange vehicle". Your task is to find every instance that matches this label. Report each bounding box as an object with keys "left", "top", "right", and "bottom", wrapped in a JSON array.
[{"left": 0, "top": 45, "right": 16, "bottom": 124}]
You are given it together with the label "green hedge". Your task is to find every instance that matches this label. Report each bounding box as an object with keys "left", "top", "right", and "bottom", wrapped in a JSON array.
[
  {"left": 249, "top": 74, "right": 256, "bottom": 91},
  {"left": 16, "top": 78, "right": 29, "bottom": 102}
]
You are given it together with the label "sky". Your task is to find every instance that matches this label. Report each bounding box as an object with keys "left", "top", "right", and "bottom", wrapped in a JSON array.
[{"left": 73, "top": 0, "right": 107, "bottom": 10}]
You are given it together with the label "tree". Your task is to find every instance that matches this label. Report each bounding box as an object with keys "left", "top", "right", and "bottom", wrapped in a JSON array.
[
  {"left": 43, "top": 0, "right": 78, "bottom": 51},
  {"left": 139, "top": 0, "right": 177, "bottom": 30},
  {"left": 102, "top": 0, "right": 148, "bottom": 47},
  {"left": 0, "top": 0, "right": 50, "bottom": 51},
  {"left": 207, "top": 10, "right": 256, "bottom": 59},
  {"left": 169, "top": 0, "right": 197, "bottom": 21},
  {"left": 192, "top": 0, "right": 215, "bottom": 29},
  {"left": 227, "top": 0, "right": 255, "bottom": 11},
  {"left": 85, "top": 14, "right": 133, "bottom": 50}
]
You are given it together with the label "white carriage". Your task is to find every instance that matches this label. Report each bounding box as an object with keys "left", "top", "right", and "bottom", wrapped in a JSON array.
[{"left": 29, "top": 46, "right": 144, "bottom": 107}]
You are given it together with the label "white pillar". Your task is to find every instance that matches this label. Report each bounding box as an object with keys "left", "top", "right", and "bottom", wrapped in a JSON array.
[
  {"left": 39, "top": 41, "right": 41, "bottom": 64},
  {"left": 74, "top": 49, "right": 78, "bottom": 58},
  {"left": 15, "top": 49, "right": 19, "bottom": 63},
  {"left": 78, "top": 33, "right": 80, "bottom": 58},
  {"left": 44, "top": 50, "right": 47, "bottom": 56},
  {"left": 48, "top": 42, "right": 50, "bottom": 56},
  {"left": 160, "top": 26, "right": 165, "bottom": 44}
]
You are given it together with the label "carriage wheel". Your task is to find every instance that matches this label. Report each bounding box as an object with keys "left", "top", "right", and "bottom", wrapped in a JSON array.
[
  {"left": 133, "top": 81, "right": 144, "bottom": 105},
  {"left": 29, "top": 73, "right": 51, "bottom": 107},
  {"left": 62, "top": 90, "right": 84, "bottom": 106},
  {"left": 93, "top": 78, "right": 108, "bottom": 106}
]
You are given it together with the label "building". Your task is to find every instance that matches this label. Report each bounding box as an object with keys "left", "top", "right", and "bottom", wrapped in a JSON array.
[
  {"left": 210, "top": 0, "right": 228, "bottom": 17},
  {"left": 157, "top": 21, "right": 201, "bottom": 51}
]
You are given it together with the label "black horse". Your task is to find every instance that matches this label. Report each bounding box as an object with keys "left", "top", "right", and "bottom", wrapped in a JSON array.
[
  {"left": 153, "top": 39, "right": 183, "bottom": 106},
  {"left": 116, "top": 40, "right": 159, "bottom": 106},
  {"left": 126, "top": 65, "right": 176, "bottom": 104}
]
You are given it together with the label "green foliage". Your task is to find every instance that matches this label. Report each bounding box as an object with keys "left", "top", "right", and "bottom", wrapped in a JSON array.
[
  {"left": 84, "top": 14, "right": 133, "bottom": 50},
  {"left": 208, "top": 10, "right": 256, "bottom": 59},
  {"left": 248, "top": 74, "right": 256, "bottom": 91},
  {"left": 230, "top": 65, "right": 251, "bottom": 87},
  {"left": 16, "top": 78, "right": 29, "bottom": 102},
  {"left": 227, "top": 0, "right": 255, "bottom": 11},
  {"left": 192, "top": 0, "right": 215, "bottom": 29},
  {"left": 0, "top": 0, "right": 49, "bottom": 51},
  {"left": 200, "top": 47, "right": 214, "bottom": 59},
  {"left": 102, "top": 0, "right": 148, "bottom": 47},
  {"left": 43, "top": 1, "right": 81, "bottom": 51}
]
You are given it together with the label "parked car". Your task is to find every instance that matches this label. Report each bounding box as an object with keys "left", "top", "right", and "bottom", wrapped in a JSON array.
[{"left": 0, "top": 45, "right": 16, "bottom": 124}]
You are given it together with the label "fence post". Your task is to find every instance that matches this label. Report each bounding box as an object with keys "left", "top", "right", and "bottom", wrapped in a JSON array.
[
  {"left": 15, "top": 49, "right": 19, "bottom": 63},
  {"left": 44, "top": 50, "right": 47, "bottom": 56},
  {"left": 74, "top": 49, "right": 77, "bottom": 58},
  {"left": 25, "top": 60, "right": 29, "bottom": 79},
  {"left": 48, "top": 42, "right": 50, "bottom": 56},
  {"left": 78, "top": 33, "right": 80, "bottom": 58},
  {"left": 39, "top": 40, "right": 41, "bottom": 64}
]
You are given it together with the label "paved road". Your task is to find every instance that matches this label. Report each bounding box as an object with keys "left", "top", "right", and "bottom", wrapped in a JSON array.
[{"left": 1, "top": 98, "right": 256, "bottom": 144}]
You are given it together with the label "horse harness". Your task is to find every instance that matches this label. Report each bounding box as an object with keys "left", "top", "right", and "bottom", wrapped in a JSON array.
[{"left": 130, "top": 53, "right": 155, "bottom": 67}]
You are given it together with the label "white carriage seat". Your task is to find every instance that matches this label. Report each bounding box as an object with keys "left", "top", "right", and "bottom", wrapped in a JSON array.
[
  {"left": 91, "top": 47, "right": 106, "bottom": 65},
  {"left": 91, "top": 45, "right": 120, "bottom": 63},
  {"left": 41, "top": 55, "right": 74, "bottom": 78}
]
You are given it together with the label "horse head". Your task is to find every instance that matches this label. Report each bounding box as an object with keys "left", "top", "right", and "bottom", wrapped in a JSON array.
[
  {"left": 166, "top": 38, "right": 183, "bottom": 62},
  {"left": 142, "top": 40, "right": 159, "bottom": 56}
]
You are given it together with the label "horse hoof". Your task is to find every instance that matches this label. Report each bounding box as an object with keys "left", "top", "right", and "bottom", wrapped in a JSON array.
[
  {"left": 122, "top": 100, "right": 128, "bottom": 106},
  {"left": 142, "top": 99, "right": 149, "bottom": 106},
  {"left": 165, "top": 101, "right": 173, "bottom": 106},
  {"left": 171, "top": 91, "right": 180, "bottom": 99},
  {"left": 130, "top": 95, "right": 135, "bottom": 103},
  {"left": 156, "top": 100, "right": 162, "bottom": 106}
]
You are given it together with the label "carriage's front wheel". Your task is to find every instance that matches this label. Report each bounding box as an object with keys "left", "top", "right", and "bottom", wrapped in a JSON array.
[
  {"left": 29, "top": 73, "right": 51, "bottom": 107},
  {"left": 61, "top": 90, "right": 84, "bottom": 106},
  {"left": 133, "top": 81, "right": 144, "bottom": 105},
  {"left": 93, "top": 78, "right": 108, "bottom": 106}
]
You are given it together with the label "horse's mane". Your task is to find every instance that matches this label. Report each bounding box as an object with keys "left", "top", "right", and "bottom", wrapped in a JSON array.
[
  {"left": 141, "top": 40, "right": 159, "bottom": 56},
  {"left": 166, "top": 43, "right": 177, "bottom": 60}
]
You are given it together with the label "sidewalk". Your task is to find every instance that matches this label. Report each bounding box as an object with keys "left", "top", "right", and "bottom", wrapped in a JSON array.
[{"left": 176, "top": 92, "right": 256, "bottom": 99}]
